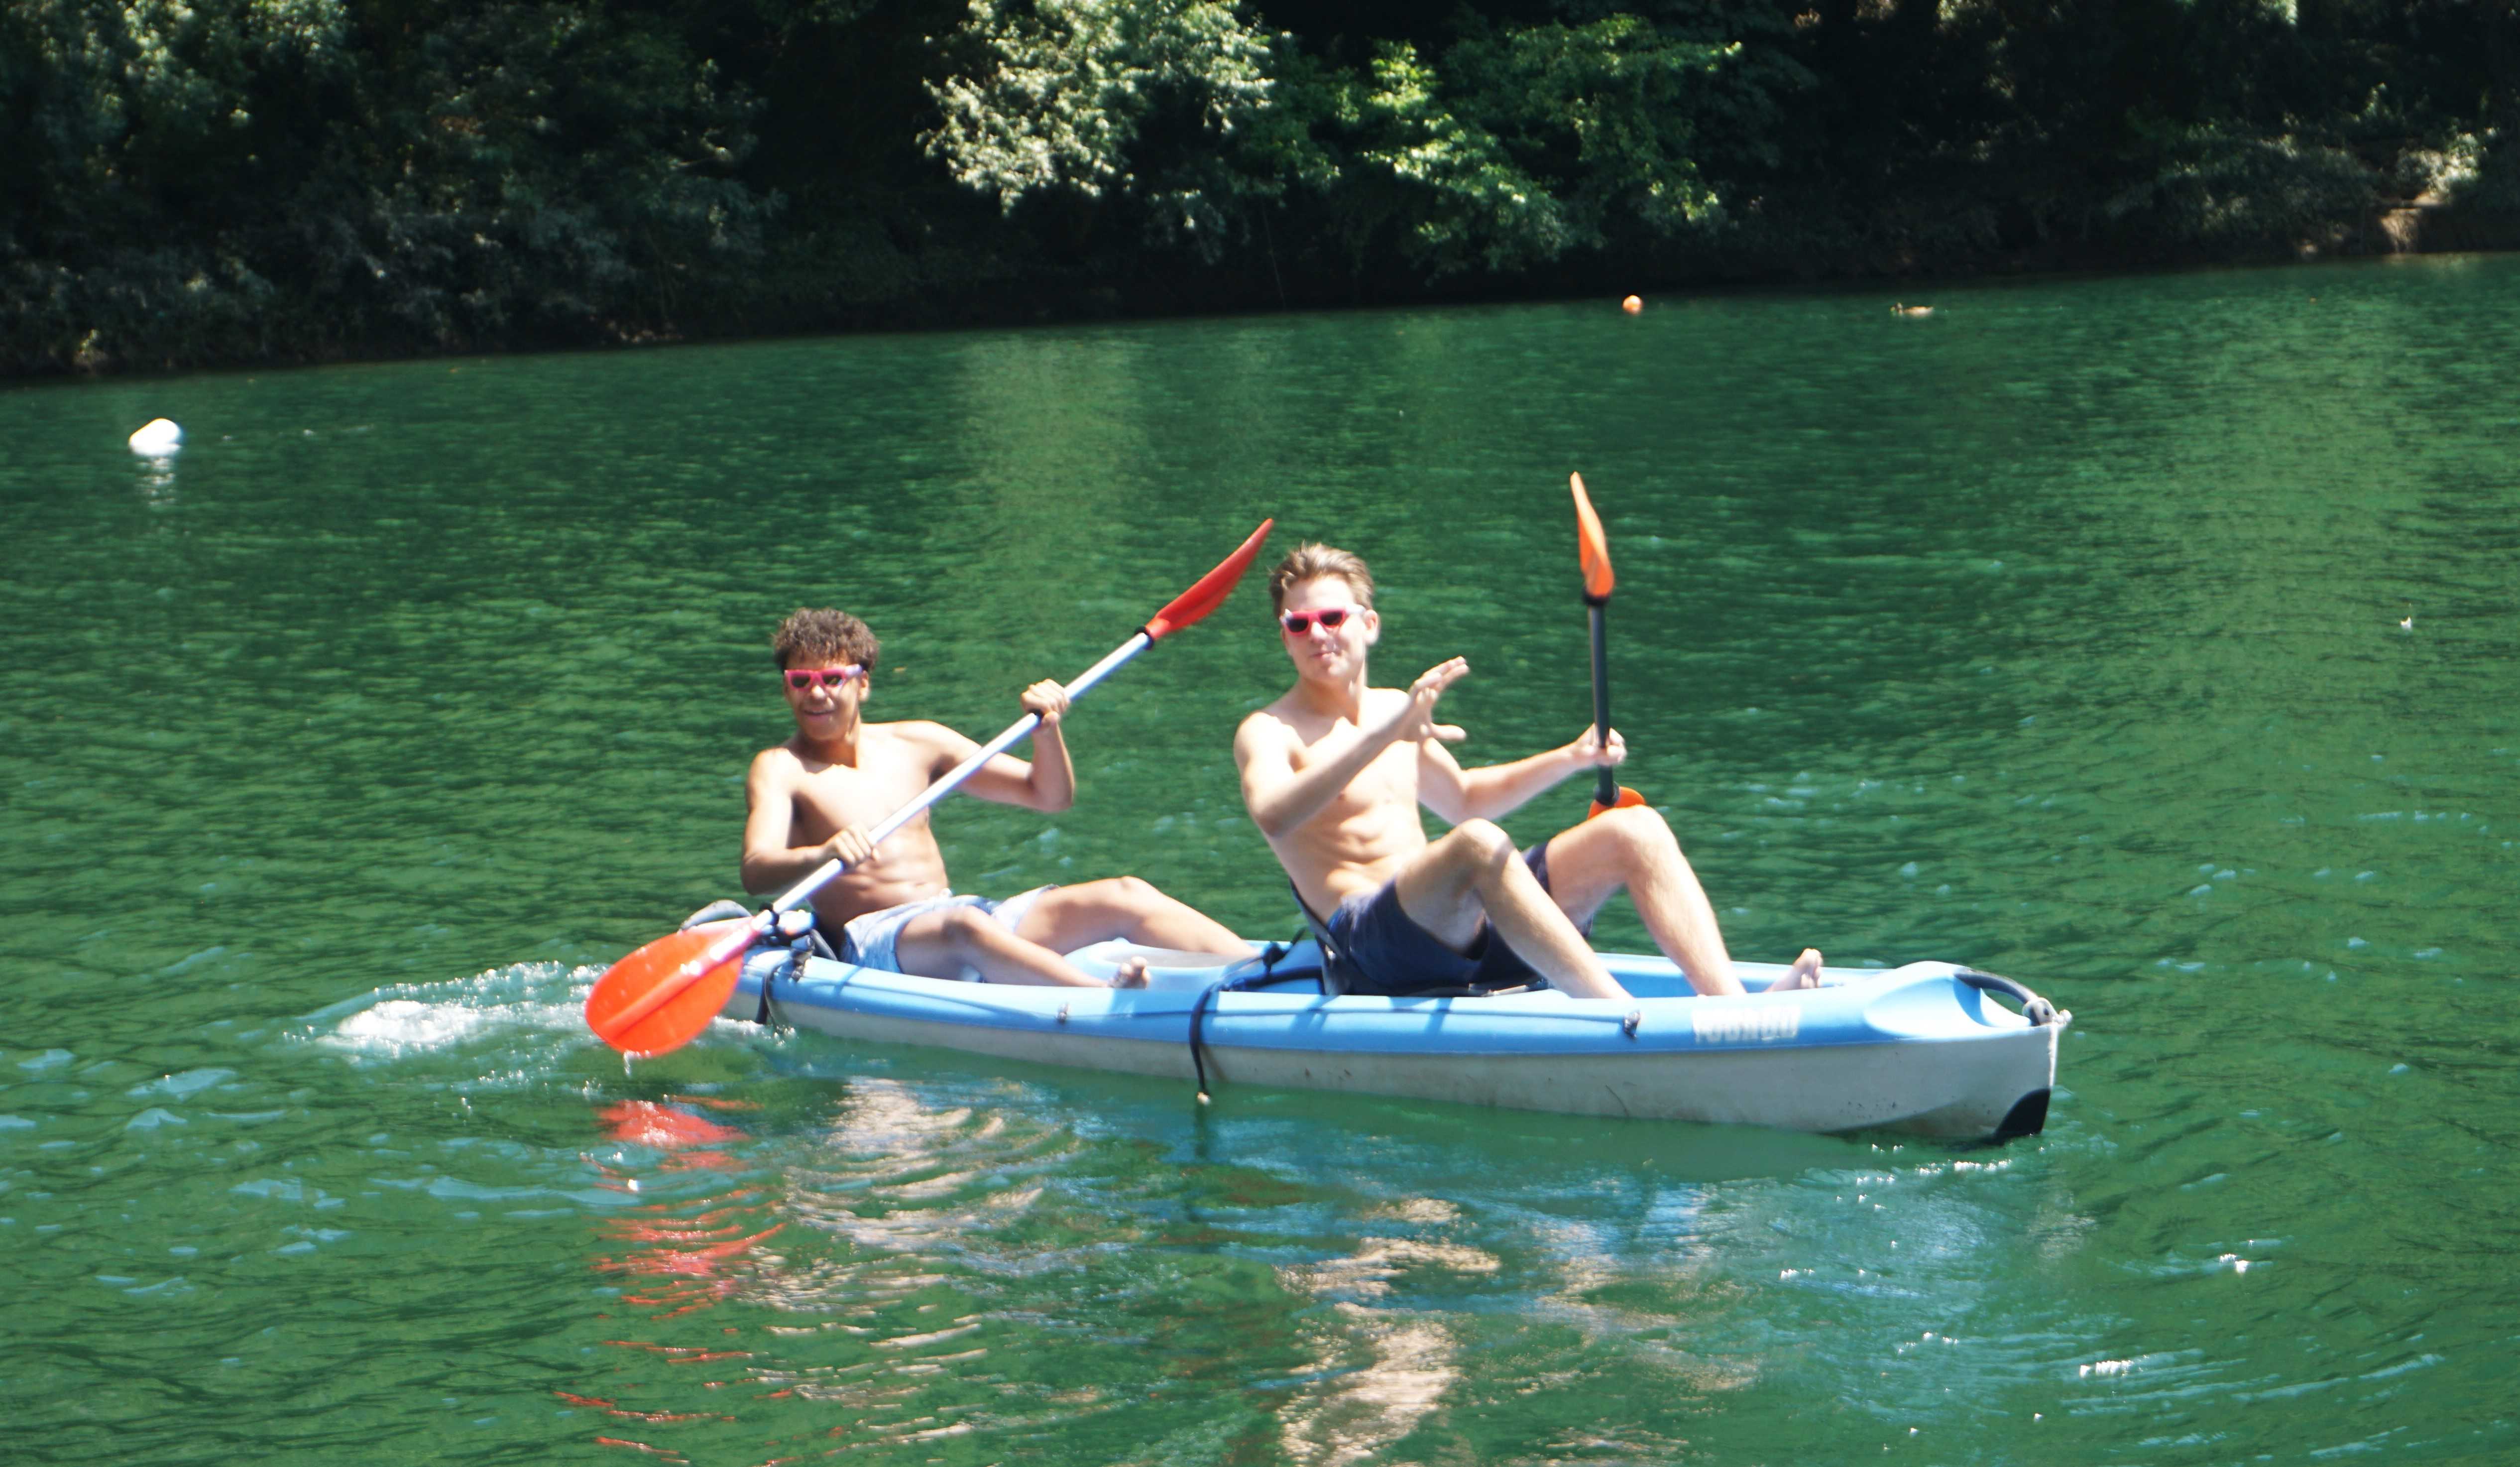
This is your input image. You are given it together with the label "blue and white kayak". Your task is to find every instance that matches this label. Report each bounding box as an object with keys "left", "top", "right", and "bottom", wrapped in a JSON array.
[{"left": 712, "top": 933, "right": 2069, "bottom": 1141}]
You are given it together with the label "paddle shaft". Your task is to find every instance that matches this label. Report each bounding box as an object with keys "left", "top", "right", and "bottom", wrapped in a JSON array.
[{"left": 1587, "top": 598, "right": 1617, "bottom": 808}]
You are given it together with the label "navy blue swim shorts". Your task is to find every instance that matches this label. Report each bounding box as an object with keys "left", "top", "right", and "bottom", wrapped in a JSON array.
[{"left": 1326, "top": 844, "right": 1588, "bottom": 996}]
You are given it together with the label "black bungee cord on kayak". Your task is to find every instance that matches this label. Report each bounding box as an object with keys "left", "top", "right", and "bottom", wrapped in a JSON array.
[
  {"left": 758, "top": 926, "right": 825, "bottom": 1029},
  {"left": 680, "top": 902, "right": 824, "bottom": 1030},
  {"left": 1187, "top": 941, "right": 1303, "bottom": 1104}
]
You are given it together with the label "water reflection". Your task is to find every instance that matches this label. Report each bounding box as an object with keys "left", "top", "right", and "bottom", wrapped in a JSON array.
[
  {"left": 1273, "top": 1199, "right": 1481, "bottom": 1466},
  {"left": 134, "top": 452, "right": 177, "bottom": 503},
  {"left": 1276, "top": 1305, "right": 1458, "bottom": 1467},
  {"left": 567, "top": 1045, "right": 2103, "bottom": 1462},
  {"left": 576, "top": 1097, "right": 778, "bottom": 1457},
  {"left": 591, "top": 1100, "right": 776, "bottom": 1320}
]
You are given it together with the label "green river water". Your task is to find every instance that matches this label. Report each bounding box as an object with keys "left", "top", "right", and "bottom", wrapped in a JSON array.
[{"left": 3, "top": 256, "right": 2515, "bottom": 1465}]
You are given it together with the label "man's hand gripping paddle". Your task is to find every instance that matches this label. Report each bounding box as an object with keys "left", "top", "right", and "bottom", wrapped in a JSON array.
[
  {"left": 583, "top": 518, "right": 1277, "bottom": 1057},
  {"left": 1571, "top": 473, "right": 1646, "bottom": 820}
]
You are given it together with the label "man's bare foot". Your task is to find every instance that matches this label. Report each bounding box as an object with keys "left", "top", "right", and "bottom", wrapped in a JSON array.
[
  {"left": 1770, "top": 949, "right": 1825, "bottom": 991},
  {"left": 1107, "top": 957, "right": 1150, "bottom": 990}
]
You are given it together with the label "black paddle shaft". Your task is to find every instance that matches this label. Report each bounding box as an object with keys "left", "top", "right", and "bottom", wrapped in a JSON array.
[{"left": 1588, "top": 598, "right": 1617, "bottom": 806}]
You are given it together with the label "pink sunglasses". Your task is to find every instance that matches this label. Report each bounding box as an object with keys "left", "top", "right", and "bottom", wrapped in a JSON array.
[
  {"left": 1280, "top": 607, "right": 1358, "bottom": 635},
  {"left": 783, "top": 664, "right": 863, "bottom": 692}
]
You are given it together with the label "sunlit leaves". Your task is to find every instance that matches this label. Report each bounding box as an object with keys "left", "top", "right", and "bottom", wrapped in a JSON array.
[
  {"left": 2, "top": 0, "right": 350, "bottom": 203},
  {"left": 923, "top": 0, "right": 1274, "bottom": 211},
  {"left": 1348, "top": 39, "right": 1567, "bottom": 270},
  {"left": 918, "top": 3, "right": 1742, "bottom": 273}
]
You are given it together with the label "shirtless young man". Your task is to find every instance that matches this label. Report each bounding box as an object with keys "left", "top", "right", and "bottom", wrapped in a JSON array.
[
  {"left": 742, "top": 608, "right": 1250, "bottom": 988},
  {"left": 1233, "top": 545, "right": 1824, "bottom": 1000}
]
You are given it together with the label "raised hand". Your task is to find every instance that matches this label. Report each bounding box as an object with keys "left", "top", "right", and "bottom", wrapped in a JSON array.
[
  {"left": 1571, "top": 726, "right": 1627, "bottom": 767},
  {"left": 1393, "top": 657, "right": 1471, "bottom": 746},
  {"left": 1021, "top": 679, "right": 1071, "bottom": 727}
]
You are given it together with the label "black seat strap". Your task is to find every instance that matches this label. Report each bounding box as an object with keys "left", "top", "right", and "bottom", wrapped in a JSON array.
[{"left": 1289, "top": 882, "right": 1372, "bottom": 996}]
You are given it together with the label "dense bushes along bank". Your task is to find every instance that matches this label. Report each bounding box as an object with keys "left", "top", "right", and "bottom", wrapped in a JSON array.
[{"left": 7, "top": 0, "right": 2517, "bottom": 377}]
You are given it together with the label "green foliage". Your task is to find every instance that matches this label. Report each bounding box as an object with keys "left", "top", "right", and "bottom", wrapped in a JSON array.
[
  {"left": 1, "top": 0, "right": 357, "bottom": 366},
  {"left": 2103, "top": 125, "right": 2378, "bottom": 248},
  {"left": 917, "top": 5, "right": 1737, "bottom": 273},
  {"left": 1432, "top": 18, "right": 1729, "bottom": 257},
  {"left": 3, "top": 0, "right": 2515, "bottom": 373},
  {"left": 923, "top": 0, "right": 1276, "bottom": 240},
  {"left": 1, "top": 0, "right": 776, "bottom": 368},
  {"left": 346, "top": 0, "right": 775, "bottom": 339},
  {"left": 1348, "top": 39, "right": 1567, "bottom": 270},
  {"left": 2, "top": 0, "right": 351, "bottom": 234}
]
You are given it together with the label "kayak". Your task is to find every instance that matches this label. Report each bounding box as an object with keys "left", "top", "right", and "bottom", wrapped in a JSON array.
[{"left": 704, "top": 924, "right": 2069, "bottom": 1141}]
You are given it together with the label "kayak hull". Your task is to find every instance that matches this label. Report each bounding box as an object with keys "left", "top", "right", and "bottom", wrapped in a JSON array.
[{"left": 713, "top": 938, "right": 2064, "bottom": 1142}]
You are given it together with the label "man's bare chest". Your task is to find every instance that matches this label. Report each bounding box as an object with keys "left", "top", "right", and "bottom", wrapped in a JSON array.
[
  {"left": 788, "top": 754, "right": 932, "bottom": 835},
  {"left": 1292, "top": 733, "right": 1417, "bottom": 819}
]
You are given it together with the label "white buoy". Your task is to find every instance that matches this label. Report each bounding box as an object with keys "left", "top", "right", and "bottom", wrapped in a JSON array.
[{"left": 128, "top": 418, "right": 183, "bottom": 455}]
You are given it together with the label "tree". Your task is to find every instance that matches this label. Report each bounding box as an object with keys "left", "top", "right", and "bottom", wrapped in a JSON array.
[{"left": 923, "top": 0, "right": 1276, "bottom": 245}]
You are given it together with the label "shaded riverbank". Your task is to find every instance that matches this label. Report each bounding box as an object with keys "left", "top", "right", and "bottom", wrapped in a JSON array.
[
  {"left": 18, "top": 202, "right": 2520, "bottom": 382},
  {"left": 11, "top": 0, "right": 2519, "bottom": 379}
]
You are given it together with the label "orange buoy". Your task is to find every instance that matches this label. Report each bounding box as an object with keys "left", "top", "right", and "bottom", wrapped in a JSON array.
[{"left": 1620, "top": 295, "right": 1643, "bottom": 314}]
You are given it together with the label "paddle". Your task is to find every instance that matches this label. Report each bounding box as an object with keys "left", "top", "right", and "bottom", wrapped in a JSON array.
[
  {"left": 1570, "top": 473, "right": 1645, "bottom": 820},
  {"left": 583, "top": 517, "right": 1277, "bottom": 1057}
]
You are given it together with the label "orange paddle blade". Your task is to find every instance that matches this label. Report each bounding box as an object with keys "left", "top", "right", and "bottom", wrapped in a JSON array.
[
  {"left": 1570, "top": 474, "right": 1614, "bottom": 601},
  {"left": 1144, "top": 518, "right": 1274, "bottom": 640},
  {"left": 1588, "top": 786, "right": 1648, "bottom": 820},
  {"left": 585, "top": 920, "right": 756, "bottom": 1057}
]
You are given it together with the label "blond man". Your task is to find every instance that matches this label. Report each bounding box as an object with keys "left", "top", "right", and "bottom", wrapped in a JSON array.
[{"left": 1233, "top": 546, "right": 1822, "bottom": 999}]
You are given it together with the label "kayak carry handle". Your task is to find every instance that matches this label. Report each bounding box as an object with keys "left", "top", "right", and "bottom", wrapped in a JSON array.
[{"left": 1953, "top": 969, "right": 2065, "bottom": 1027}]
